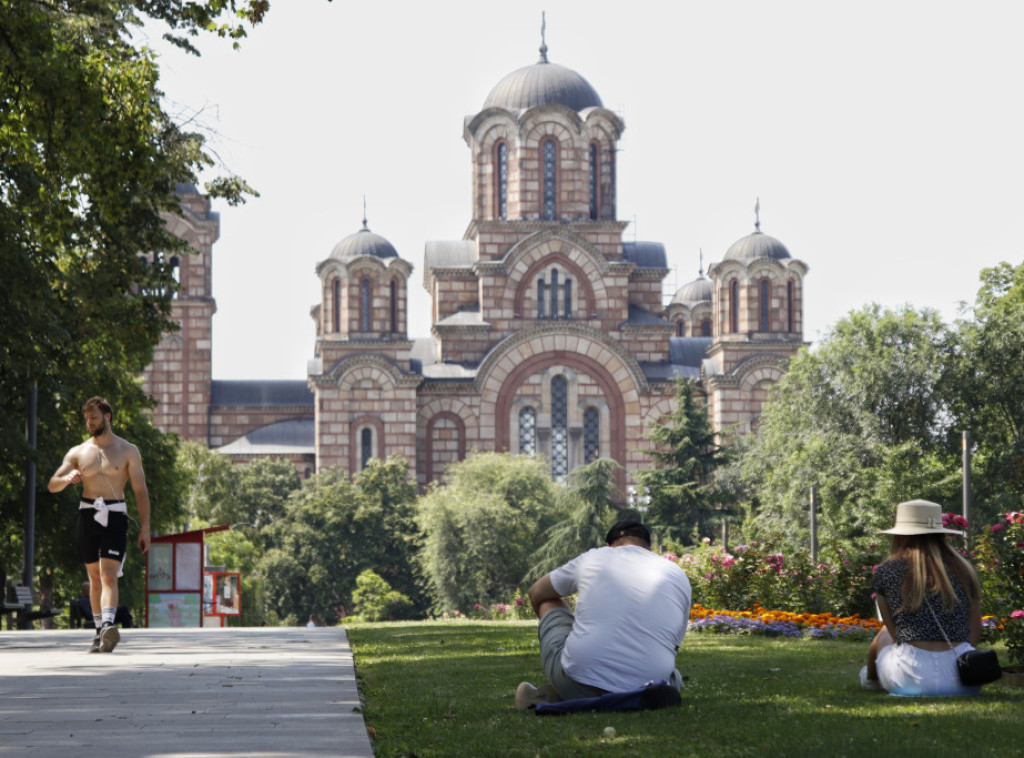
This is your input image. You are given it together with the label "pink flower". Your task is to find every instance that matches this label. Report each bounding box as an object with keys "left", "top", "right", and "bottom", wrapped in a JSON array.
[
  {"left": 991, "top": 523, "right": 1004, "bottom": 534},
  {"left": 1011, "top": 610, "right": 1024, "bottom": 620},
  {"left": 515, "top": 597, "right": 524, "bottom": 606},
  {"left": 721, "top": 555, "right": 736, "bottom": 568},
  {"left": 473, "top": 604, "right": 484, "bottom": 611}
]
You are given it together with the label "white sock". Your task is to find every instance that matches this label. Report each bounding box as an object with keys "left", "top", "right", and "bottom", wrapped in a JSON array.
[
  {"left": 93, "top": 615, "right": 103, "bottom": 630},
  {"left": 102, "top": 607, "right": 115, "bottom": 625}
]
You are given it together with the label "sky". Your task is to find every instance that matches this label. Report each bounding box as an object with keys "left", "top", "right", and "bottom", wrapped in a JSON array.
[{"left": 142, "top": 1, "right": 1024, "bottom": 380}]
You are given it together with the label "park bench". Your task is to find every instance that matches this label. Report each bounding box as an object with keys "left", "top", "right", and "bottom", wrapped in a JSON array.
[{"left": 2, "top": 579, "right": 60, "bottom": 629}]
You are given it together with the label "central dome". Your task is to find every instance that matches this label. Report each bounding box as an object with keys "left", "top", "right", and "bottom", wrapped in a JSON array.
[
  {"left": 723, "top": 231, "right": 791, "bottom": 261},
  {"left": 483, "top": 51, "right": 603, "bottom": 112}
]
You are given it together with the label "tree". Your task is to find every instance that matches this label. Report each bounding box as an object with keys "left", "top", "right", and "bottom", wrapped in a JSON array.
[
  {"left": 740, "top": 304, "right": 959, "bottom": 553},
  {"left": 417, "top": 453, "right": 559, "bottom": 613},
  {"left": 638, "top": 377, "right": 724, "bottom": 544},
  {"left": 528, "top": 458, "right": 620, "bottom": 580},
  {"left": 258, "top": 458, "right": 422, "bottom": 624},
  {"left": 0, "top": 0, "right": 266, "bottom": 618},
  {"left": 946, "top": 261, "right": 1024, "bottom": 524}
]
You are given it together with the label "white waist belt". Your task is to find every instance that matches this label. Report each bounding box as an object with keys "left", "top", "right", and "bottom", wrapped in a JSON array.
[{"left": 80, "top": 497, "right": 127, "bottom": 527}]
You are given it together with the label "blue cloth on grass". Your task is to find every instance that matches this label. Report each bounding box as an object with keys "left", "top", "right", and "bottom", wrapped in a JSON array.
[{"left": 534, "top": 680, "right": 681, "bottom": 716}]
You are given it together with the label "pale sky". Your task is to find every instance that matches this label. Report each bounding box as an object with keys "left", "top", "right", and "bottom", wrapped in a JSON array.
[{"left": 143, "top": 1, "right": 1024, "bottom": 380}]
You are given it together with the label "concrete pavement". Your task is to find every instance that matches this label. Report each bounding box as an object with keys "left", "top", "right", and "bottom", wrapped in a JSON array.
[{"left": 0, "top": 626, "right": 374, "bottom": 757}]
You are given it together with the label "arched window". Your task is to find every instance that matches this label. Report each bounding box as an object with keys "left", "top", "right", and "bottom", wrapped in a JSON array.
[
  {"left": 701, "top": 319, "right": 712, "bottom": 337},
  {"left": 519, "top": 407, "right": 537, "bottom": 455},
  {"left": 332, "top": 279, "right": 341, "bottom": 333},
  {"left": 584, "top": 407, "right": 600, "bottom": 463},
  {"left": 551, "top": 376, "right": 568, "bottom": 482},
  {"left": 168, "top": 255, "right": 180, "bottom": 299},
  {"left": 495, "top": 141, "right": 508, "bottom": 220},
  {"left": 588, "top": 142, "right": 599, "bottom": 220},
  {"left": 537, "top": 268, "right": 572, "bottom": 319},
  {"left": 729, "top": 280, "right": 739, "bottom": 333},
  {"left": 360, "top": 427, "right": 373, "bottom": 470},
  {"left": 389, "top": 280, "right": 398, "bottom": 333},
  {"left": 759, "top": 279, "right": 770, "bottom": 332},
  {"left": 787, "top": 280, "right": 795, "bottom": 332},
  {"left": 677, "top": 320, "right": 686, "bottom": 337},
  {"left": 542, "top": 138, "right": 557, "bottom": 220},
  {"left": 360, "top": 278, "right": 371, "bottom": 332}
]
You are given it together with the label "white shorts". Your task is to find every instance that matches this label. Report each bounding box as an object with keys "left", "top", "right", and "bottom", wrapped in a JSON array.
[{"left": 876, "top": 641, "right": 982, "bottom": 697}]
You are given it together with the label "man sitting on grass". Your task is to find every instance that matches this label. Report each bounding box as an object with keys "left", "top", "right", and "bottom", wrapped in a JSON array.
[{"left": 516, "top": 519, "right": 692, "bottom": 709}]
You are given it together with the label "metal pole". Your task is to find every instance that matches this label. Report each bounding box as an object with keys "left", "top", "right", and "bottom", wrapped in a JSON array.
[
  {"left": 809, "top": 486, "right": 818, "bottom": 565},
  {"left": 21, "top": 382, "right": 37, "bottom": 628},
  {"left": 722, "top": 519, "right": 729, "bottom": 554},
  {"left": 962, "top": 430, "right": 972, "bottom": 545}
]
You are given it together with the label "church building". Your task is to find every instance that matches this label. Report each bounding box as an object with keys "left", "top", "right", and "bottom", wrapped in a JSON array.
[{"left": 142, "top": 35, "right": 809, "bottom": 493}]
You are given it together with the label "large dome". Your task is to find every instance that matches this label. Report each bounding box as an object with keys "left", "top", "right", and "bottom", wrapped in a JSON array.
[
  {"left": 723, "top": 231, "right": 791, "bottom": 261},
  {"left": 483, "top": 46, "right": 603, "bottom": 112},
  {"left": 330, "top": 224, "right": 398, "bottom": 261}
]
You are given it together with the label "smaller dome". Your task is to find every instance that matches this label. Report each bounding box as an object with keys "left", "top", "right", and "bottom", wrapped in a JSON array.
[
  {"left": 672, "top": 276, "right": 713, "bottom": 305},
  {"left": 723, "top": 231, "right": 791, "bottom": 261},
  {"left": 330, "top": 224, "right": 398, "bottom": 261}
]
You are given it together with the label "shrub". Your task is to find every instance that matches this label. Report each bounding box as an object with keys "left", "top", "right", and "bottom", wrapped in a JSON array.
[
  {"left": 352, "top": 569, "right": 413, "bottom": 622},
  {"left": 974, "top": 511, "right": 1024, "bottom": 668}
]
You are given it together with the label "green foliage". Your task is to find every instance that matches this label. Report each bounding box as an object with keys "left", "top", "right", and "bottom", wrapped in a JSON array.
[
  {"left": 417, "top": 453, "right": 559, "bottom": 614},
  {"left": 946, "top": 262, "right": 1024, "bottom": 524},
  {"left": 527, "top": 458, "right": 619, "bottom": 580},
  {"left": 740, "top": 305, "right": 959, "bottom": 554},
  {"left": 260, "top": 458, "right": 422, "bottom": 624},
  {"left": 352, "top": 569, "right": 412, "bottom": 622},
  {"left": 0, "top": 0, "right": 268, "bottom": 619},
  {"left": 638, "top": 377, "right": 724, "bottom": 544},
  {"left": 974, "top": 511, "right": 1024, "bottom": 667}
]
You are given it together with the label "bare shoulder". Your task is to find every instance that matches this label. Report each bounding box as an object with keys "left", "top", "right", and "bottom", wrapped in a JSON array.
[{"left": 117, "top": 436, "right": 144, "bottom": 464}]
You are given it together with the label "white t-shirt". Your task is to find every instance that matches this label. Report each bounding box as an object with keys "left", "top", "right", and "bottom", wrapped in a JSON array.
[{"left": 549, "top": 544, "right": 692, "bottom": 692}]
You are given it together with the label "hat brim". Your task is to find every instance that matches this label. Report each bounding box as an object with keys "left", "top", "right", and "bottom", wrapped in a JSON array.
[{"left": 879, "top": 526, "right": 963, "bottom": 536}]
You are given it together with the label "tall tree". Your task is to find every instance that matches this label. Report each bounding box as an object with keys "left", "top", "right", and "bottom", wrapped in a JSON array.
[
  {"left": 946, "top": 261, "right": 1024, "bottom": 523},
  {"left": 740, "top": 304, "right": 958, "bottom": 553},
  {"left": 0, "top": 0, "right": 265, "bottom": 611},
  {"left": 638, "top": 377, "right": 723, "bottom": 544}
]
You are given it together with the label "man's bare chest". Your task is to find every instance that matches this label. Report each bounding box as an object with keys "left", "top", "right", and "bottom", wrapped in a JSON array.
[{"left": 78, "top": 444, "right": 127, "bottom": 482}]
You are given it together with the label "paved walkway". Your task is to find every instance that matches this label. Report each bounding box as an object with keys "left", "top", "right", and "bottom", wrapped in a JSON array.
[{"left": 0, "top": 627, "right": 374, "bottom": 757}]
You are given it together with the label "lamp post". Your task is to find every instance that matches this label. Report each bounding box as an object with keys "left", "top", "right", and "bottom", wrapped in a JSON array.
[{"left": 626, "top": 485, "right": 651, "bottom": 524}]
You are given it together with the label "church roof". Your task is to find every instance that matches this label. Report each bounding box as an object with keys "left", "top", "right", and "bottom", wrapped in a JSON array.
[
  {"left": 483, "top": 38, "right": 602, "bottom": 112},
  {"left": 210, "top": 380, "right": 314, "bottom": 407},
  {"left": 623, "top": 241, "right": 667, "bottom": 269},
  {"left": 215, "top": 418, "right": 314, "bottom": 456},
  {"left": 623, "top": 304, "right": 673, "bottom": 328},
  {"left": 671, "top": 275, "right": 713, "bottom": 304},
  {"left": 723, "top": 230, "right": 791, "bottom": 261},
  {"left": 330, "top": 223, "right": 399, "bottom": 261}
]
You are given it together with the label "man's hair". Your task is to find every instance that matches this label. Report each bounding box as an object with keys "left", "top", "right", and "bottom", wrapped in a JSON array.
[
  {"left": 83, "top": 396, "right": 113, "bottom": 419},
  {"left": 605, "top": 519, "right": 651, "bottom": 548}
]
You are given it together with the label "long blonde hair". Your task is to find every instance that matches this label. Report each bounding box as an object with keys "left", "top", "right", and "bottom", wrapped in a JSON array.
[{"left": 889, "top": 533, "right": 980, "bottom": 613}]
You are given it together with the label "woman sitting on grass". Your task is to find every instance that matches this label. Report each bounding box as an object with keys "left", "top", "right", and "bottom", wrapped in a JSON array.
[{"left": 861, "top": 499, "right": 983, "bottom": 696}]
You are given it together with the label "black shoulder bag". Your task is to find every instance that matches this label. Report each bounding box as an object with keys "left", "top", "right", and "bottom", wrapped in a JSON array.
[{"left": 926, "top": 600, "right": 1002, "bottom": 686}]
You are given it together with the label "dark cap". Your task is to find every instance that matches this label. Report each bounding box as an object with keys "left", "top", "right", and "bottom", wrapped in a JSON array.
[{"left": 605, "top": 519, "right": 651, "bottom": 547}]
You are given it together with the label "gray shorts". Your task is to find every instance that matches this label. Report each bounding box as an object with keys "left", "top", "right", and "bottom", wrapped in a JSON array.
[{"left": 537, "top": 609, "right": 609, "bottom": 700}]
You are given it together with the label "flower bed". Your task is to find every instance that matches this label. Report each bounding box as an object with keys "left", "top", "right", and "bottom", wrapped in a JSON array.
[{"left": 688, "top": 604, "right": 881, "bottom": 641}]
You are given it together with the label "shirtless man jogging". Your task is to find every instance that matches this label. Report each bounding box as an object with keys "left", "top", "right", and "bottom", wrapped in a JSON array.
[{"left": 49, "top": 397, "right": 151, "bottom": 652}]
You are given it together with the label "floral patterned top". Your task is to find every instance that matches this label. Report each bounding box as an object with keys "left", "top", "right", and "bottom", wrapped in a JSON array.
[{"left": 872, "top": 558, "right": 972, "bottom": 644}]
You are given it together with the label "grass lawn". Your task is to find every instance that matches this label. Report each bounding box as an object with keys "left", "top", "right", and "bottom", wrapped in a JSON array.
[{"left": 347, "top": 621, "right": 1022, "bottom": 758}]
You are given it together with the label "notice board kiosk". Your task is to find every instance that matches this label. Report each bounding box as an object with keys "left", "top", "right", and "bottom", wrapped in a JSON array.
[{"left": 146, "top": 525, "right": 230, "bottom": 628}]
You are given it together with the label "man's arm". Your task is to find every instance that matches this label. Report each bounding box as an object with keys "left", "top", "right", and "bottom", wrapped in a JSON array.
[
  {"left": 125, "top": 444, "right": 151, "bottom": 553},
  {"left": 48, "top": 448, "right": 82, "bottom": 493},
  {"left": 527, "top": 574, "right": 568, "bottom": 618}
]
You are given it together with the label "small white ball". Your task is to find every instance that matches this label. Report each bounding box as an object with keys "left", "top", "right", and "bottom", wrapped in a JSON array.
[{"left": 602, "top": 726, "right": 616, "bottom": 739}]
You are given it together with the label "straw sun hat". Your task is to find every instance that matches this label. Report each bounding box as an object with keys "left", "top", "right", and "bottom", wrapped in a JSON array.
[{"left": 879, "top": 499, "right": 963, "bottom": 536}]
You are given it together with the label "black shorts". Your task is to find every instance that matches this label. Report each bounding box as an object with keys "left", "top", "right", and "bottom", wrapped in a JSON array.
[{"left": 76, "top": 510, "right": 128, "bottom": 565}]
